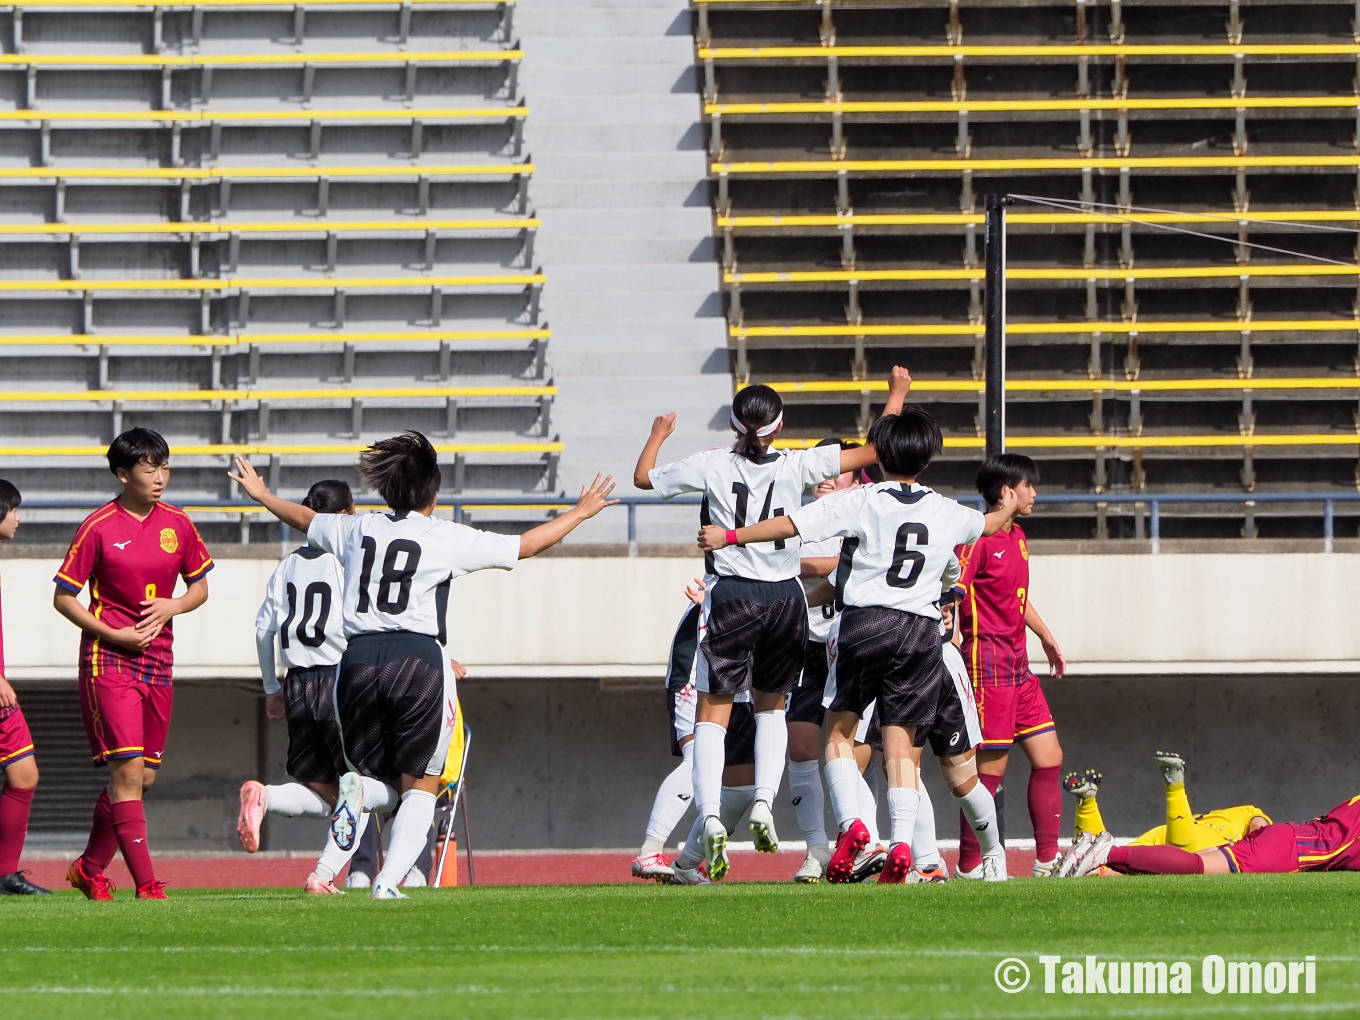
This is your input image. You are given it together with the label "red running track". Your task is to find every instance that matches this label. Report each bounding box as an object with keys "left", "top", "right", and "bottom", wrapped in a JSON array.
[{"left": 18, "top": 847, "right": 1038, "bottom": 890}]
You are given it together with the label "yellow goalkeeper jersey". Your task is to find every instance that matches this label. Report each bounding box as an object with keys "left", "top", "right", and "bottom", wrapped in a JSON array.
[{"left": 1129, "top": 805, "right": 1272, "bottom": 851}]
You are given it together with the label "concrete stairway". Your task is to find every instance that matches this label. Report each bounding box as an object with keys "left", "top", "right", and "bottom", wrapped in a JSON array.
[{"left": 516, "top": 0, "right": 731, "bottom": 543}]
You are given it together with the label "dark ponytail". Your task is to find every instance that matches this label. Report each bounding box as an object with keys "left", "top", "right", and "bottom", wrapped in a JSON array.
[
  {"left": 730, "top": 385, "right": 783, "bottom": 462},
  {"left": 301, "top": 479, "right": 354, "bottom": 515}
]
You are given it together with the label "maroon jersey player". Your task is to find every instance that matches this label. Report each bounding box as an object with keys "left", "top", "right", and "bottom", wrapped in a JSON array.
[
  {"left": 0, "top": 479, "right": 47, "bottom": 894},
  {"left": 53, "top": 428, "right": 213, "bottom": 900}
]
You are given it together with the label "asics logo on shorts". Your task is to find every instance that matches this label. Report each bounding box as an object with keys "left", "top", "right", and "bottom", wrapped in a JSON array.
[{"left": 949, "top": 731, "right": 960, "bottom": 746}]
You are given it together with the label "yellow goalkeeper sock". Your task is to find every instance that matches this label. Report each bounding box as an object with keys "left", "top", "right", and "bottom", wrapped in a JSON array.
[
  {"left": 1165, "top": 782, "right": 1194, "bottom": 848},
  {"left": 1074, "top": 795, "right": 1105, "bottom": 839}
]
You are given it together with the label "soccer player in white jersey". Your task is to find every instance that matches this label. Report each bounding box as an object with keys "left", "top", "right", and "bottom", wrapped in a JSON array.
[
  {"left": 230, "top": 431, "right": 618, "bottom": 899},
  {"left": 699, "top": 408, "right": 1012, "bottom": 883},
  {"left": 236, "top": 480, "right": 364, "bottom": 894},
  {"left": 633, "top": 369, "right": 911, "bottom": 881}
]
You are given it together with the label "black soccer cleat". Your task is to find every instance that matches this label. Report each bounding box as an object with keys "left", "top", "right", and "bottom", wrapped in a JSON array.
[
  {"left": 1062, "top": 769, "right": 1103, "bottom": 799},
  {"left": 0, "top": 871, "right": 52, "bottom": 895}
]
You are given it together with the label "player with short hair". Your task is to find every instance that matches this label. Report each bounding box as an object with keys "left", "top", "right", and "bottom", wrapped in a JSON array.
[
  {"left": 634, "top": 370, "right": 911, "bottom": 881},
  {"left": 1062, "top": 752, "right": 1270, "bottom": 871},
  {"left": 0, "top": 479, "right": 48, "bottom": 895},
  {"left": 56, "top": 428, "right": 213, "bottom": 900},
  {"left": 237, "top": 479, "right": 369, "bottom": 894},
  {"left": 699, "top": 408, "right": 1013, "bottom": 883},
  {"left": 231, "top": 431, "right": 618, "bottom": 899},
  {"left": 954, "top": 453, "right": 1067, "bottom": 879},
  {"left": 1057, "top": 793, "right": 1360, "bottom": 877}
]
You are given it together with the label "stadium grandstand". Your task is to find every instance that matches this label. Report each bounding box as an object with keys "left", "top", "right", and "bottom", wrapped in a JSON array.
[{"left": 697, "top": 0, "right": 1360, "bottom": 539}]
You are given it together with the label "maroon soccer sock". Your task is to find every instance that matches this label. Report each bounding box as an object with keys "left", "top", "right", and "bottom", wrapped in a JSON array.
[
  {"left": 1106, "top": 844, "right": 1205, "bottom": 875},
  {"left": 957, "top": 772, "right": 1004, "bottom": 873},
  {"left": 1028, "top": 765, "right": 1063, "bottom": 864},
  {"left": 82, "top": 788, "right": 119, "bottom": 873},
  {"left": 0, "top": 786, "right": 35, "bottom": 874},
  {"left": 110, "top": 799, "right": 157, "bottom": 888}
]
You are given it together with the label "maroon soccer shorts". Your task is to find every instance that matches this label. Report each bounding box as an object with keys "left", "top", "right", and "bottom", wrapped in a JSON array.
[
  {"left": 1220, "top": 823, "right": 1301, "bottom": 874},
  {"left": 0, "top": 706, "right": 35, "bottom": 770},
  {"left": 80, "top": 673, "right": 174, "bottom": 769},
  {"left": 973, "top": 674, "right": 1055, "bottom": 750}
]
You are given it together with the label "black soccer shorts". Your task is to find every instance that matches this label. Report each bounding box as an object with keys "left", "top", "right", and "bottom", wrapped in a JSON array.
[
  {"left": 697, "top": 576, "right": 808, "bottom": 697},
  {"left": 785, "top": 641, "right": 829, "bottom": 726},
  {"left": 283, "top": 664, "right": 345, "bottom": 785}
]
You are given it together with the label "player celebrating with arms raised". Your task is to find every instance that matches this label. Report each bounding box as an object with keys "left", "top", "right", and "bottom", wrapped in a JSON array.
[
  {"left": 699, "top": 409, "right": 1015, "bottom": 883},
  {"left": 56, "top": 429, "right": 213, "bottom": 900},
  {"left": 954, "top": 454, "right": 1068, "bottom": 879},
  {"left": 634, "top": 369, "right": 910, "bottom": 881},
  {"left": 231, "top": 431, "right": 618, "bottom": 899}
]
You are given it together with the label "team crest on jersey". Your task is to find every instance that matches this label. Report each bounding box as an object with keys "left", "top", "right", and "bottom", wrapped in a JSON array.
[
  {"left": 1018, "top": 538, "right": 1029, "bottom": 561},
  {"left": 159, "top": 528, "right": 178, "bottom": 554}
]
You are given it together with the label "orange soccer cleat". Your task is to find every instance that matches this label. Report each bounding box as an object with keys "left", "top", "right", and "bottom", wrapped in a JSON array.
[
  {"left": 66, "top": 857, "right": 116, "bottom": 901},
  {"left": 136, "top": 880, "right": 169, "bottom": 900},
  {"left": 237, "top": 780, "right": 267, "bottom": 853}
]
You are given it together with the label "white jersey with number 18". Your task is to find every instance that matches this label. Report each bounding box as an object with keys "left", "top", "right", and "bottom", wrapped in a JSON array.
[
  {"left": 307, "top": 510, "right": 520, "bottom": 642},
  {"left": 648, "top": 444, "right": 842, "bottom": 582},
  {"left": 256, "top": 546, "right": 347, "bottom": 671}
]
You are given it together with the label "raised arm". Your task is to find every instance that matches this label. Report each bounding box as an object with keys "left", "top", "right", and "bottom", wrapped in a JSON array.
[
  {"left": 697, "top": 514, "right": 799, "bottom": 551},
  {"left": 518, "top": 474, "right": 620, "bottom": 559},
  {"left": 840, "top": 366, "right": 912, "bottom": 473},
  {"left": 980, "top": 488, "right": 1021, "bottom": 537},
  {"left": 633, "top": 413, "right": 676, "bottom": 490},
  {"left": 229, "top": 456, "right": 316, "bottom": 534}
]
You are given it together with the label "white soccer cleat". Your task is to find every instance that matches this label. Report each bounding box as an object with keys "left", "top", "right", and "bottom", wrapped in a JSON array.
[
  {"left": 303, "top": 872, "right": 344, "bottom": 895},
  {"left": 702, "top": 814, "right": 730, "bottom": 881},
  {"left": 1053, "top": 833, "right": 1089, "bottom": 878},
  {"left": 402, "top": 867, "right": 427, "bottom": 889},
  {"left": 371, "top": 884, "right": 408, "bottom": 900},
  {"left": 906, "top": 862, "right": 950, "bottom": 884},
  {"left": 1032, "top": 855, "right": 1058, "bottom": 878},
  {"left": 631, "top": 852, "right": 675, "bottom": 883},
  {"left": 345, "top": 870, "right": 371, "bottom": 890},
  {"left": 954, "top": 860, "right": 985, "bottom": 880},
  {"left": 849, "top": 844, "right": 888, "bottom": 883},
  {"left": 1062, "top": 769, "right": 1103, "bottom": 801},
  {"left": 1069, "top": 832, "right": 1115, "bottom": 878},
  {"left": 1154, "top": 751, "right": 1186, "bottom": 787},
  {"left": 670, "top": 859, "right": 711, "bottom": 885},
  {"left": 793, "top": 843, "right": 831, "bottom": 884},
  {"left": 330, "top": 772, "right": 364, "bottom": 852},
  {"left": 982, "top": 850, "right": 1010, "bottom": 882},
  {"left": 749, "top": 799, "right": 779, "bottom": 854}
]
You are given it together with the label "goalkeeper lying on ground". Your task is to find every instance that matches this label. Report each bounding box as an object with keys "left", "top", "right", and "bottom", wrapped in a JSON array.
[{"left": 1063, "top": 751, "right": 1270, "bottom": 862}]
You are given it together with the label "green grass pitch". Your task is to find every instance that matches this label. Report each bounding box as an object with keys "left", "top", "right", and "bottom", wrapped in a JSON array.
[{"left": 1, "top": 877, "right": 1356, "bottom": 1019}]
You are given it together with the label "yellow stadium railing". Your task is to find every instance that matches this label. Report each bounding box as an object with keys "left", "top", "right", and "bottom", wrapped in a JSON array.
[
  {"left": 2, "top": 0, "right": 511, "bottom": 7},
  {"left": 0, "top": 328, "right": 550, "bottom": 347},
  {"left": 0, "top": 163, "right": 533, "bottom": 182},
  {"left": 713, "top": 155, "right": 1360, "bottom": 175},
  {"left": 774, "top": 434, "right": 1360, "bottom": 450},
  {"left": 0, "top": 106, "right": 527, "bottom": 124},
  {"left": 0, "top": 272, "right": 544, "bottom": 292},
  {"left": 698, "top": 43, "right": 1360, "bottom": 59},
  {"left": 0, "top": 50, "right": 522, "bottom": 67},
  {"left": 707, "top": 96, "right": 1360, "bottom": 116},
  {"left": 0, "top": 440, "right": 561, "bottom": 458},
  {"left": 0, "top": 384, "right": 556, "bottom": 402},
  {"left": 730, "top": 319, "right": 1360, "bottom": 340},
  {"left": 0, "top": 217, "right": 538, "bottom": 238},
  {"left": 764, "top": 378, "right": 1360, "bottom": 395},
  {"left": 724, "top": 264, "right": 1360, "bottom": 285},
  {"left": 717, "top": 211, "right": 1360, "bottom": 229}
]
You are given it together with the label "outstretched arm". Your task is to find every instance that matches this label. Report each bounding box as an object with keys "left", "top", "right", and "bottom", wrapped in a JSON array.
[
  {"left": 697, "top": 515, "right": 799, "bottom": 551},
  {"left": 229, "top": 457, "right": 316, "bottom": 533},
  {"left": 633, "top": 413, "right": 676, "bottom": 490},
  {"left": 980, "top": 488, "right": 1021, "bottom": 537},
  {"left": 840, "top": 366, "right": 912, "bottom": 473},
  {"left": 518, "top": 474, "right": 620, "bottom": 558},
  {"left": 805, "top": 579, "right": 835, "bottom": 608}
]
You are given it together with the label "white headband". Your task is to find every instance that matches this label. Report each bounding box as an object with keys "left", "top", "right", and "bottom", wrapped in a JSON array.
[{"left": 730, "top": 410, "right": 783, "bottom": 437}]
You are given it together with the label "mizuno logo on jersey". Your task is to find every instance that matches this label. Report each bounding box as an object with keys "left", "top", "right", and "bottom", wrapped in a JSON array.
[
  {"left": 993, "top": 550, "right": 1004, "bottom": 559},
  {"left": 113, "top": 540, "right": 132, "bottom": 550}
]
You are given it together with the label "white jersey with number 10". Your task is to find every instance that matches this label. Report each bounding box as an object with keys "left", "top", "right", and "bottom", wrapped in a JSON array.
[
  {"left": 255, "top": 546, "right": 347, "bottom": 671},
  {"left": 307, "top": 510, "right": 520, "bottom": 641}
]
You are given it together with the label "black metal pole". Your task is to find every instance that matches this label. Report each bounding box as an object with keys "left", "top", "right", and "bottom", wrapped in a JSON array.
[{"left": 984, "top": 194, "right": 1008, "bottom": 459}]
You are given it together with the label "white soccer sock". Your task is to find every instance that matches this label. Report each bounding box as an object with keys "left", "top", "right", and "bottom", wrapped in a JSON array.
[
  {"left": 956, "top": 782, "right": 1001, "bottom": 855},
  {"left": 372, "top": 789, "right": 437, "bottom": 892},
  {"left": 887, "top": 786, "right": 920, "bottom": 848},
  {"left": 788, "top": 759, "right": 828, "bottom": 847},
  {"left": 692, "top": 721, "right": 726, "bottom": 819},
  {"left": 858, "top": 768, "right": 881, "bottom": 846},
  {"left": 641, "top": 743, "right": 694, "bottom": 854},
  {"left": 824, "top": 757, "right": 862, "bottom": 832},
  {"left": 911, "top": 771, "right": 942, "bottom": 869},
  {"left": 314, "top": 810, "right": 370, "bottom": 882},
  {"left": 677, "top": 813, "right": 705, "bottom": 867},
  {"left": 360, "top": 776, "right": 400, "bottom": 813},
  {"left": 752, "top": 709, "right": 788, "bottom": 806},
  {"left": 719, "top": 784, "right": 756, "bottom": 835},
  {"left": 264, "top": 783, "right": 331, "bottom": 818}
]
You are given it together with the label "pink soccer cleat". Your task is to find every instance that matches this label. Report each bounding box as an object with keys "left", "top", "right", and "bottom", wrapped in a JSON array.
[
  {"left": 304, "top": 872, "right": 345, "bottom": 895},
  {"left": 826, "top": 819, "right": 870, "bottom": 884},
  {"left": 878, "top": 843, "right": 913, "bottom": 884},
  {"left": 237, "top": 780, "right": 267, "bottom": 854},
  {"left": 631, "top": 852, "right": 675, "bottom": 883}
]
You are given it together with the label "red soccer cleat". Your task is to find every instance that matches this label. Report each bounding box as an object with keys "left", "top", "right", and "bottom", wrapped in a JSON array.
[
  {"left": 136, "top": 880, "right": 168, "bottom": 900},
  {"left": 826, "top": 819, "right": 870, "bottom": 884},
  {"left": 878, "top": 843, "right": 913, "bottom": 884},
  {"left": 66, "top": 857, "right": 115, "bottom": 901},
  {"left": 237, "top": 780, "right": 266, "bottom": 853}
]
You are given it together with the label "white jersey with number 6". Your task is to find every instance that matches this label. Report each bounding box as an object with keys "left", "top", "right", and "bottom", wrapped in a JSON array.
[
  {"left": 648, "top": 444, "right": 842, "bottom": 581},
  {"left": 256, "top": 546, "right": 347, "bottom": 671},
  {"left": 307, "top": 510, "right": 519, "bottom": 641},
  {"left": 791, "top": 481, "right": 985, "bottom": 620}
]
